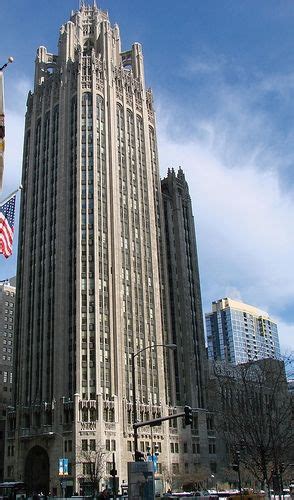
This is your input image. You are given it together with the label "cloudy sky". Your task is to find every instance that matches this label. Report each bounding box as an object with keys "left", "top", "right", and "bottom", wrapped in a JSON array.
[{"left": 1, "top": 0, "right": 293, "bottom": 352}]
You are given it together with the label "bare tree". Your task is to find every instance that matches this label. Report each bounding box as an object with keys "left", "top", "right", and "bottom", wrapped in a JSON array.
[
  {"left": 161, "top": 463, "right": 174, "bottom": 491},
  {"left": 210, "top": 356, "right": 294, "bottom": 499},
  {"left": 180, "top": 464, "right": 211, "bottom": 491},
  {"left": 161, "top": 462, "right": 211, "bottom": 493},
  {"left": 77, "top": 441, "right": 109, "bottom": 495}
]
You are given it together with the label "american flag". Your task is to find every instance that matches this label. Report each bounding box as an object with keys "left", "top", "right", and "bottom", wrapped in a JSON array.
[
  {"left": 121, "top": 50, "right": 132, "bottom": 68},
  {"left": 0, "top": 194, "right": 16, "bottom": 258}
]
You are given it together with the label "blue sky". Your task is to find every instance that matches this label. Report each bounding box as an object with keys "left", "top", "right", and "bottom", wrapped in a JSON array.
[{"left": 1, "top": 0, "right": 293, "bottom": 352}]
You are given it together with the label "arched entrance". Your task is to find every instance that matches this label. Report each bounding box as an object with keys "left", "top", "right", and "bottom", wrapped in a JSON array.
[{"left": 24, "top": 446, "right": 50, "bottom": 495}]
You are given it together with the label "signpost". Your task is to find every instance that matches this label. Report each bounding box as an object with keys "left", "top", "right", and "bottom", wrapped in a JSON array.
[
  {"left": 59, "top": 458, "right": 69, "bottom": 476},
  {"left": 147, "top": 454, "right": 158, "bottom": 473},
  {"left": 58, "top": 458, "right": 69, "bottom": 497}
]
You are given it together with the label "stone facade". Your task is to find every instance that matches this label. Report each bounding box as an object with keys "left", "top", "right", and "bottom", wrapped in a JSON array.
[
  {"left": 0, "top": 279, "right": 16, "bottom": 481},
  {"left": 6, "top": 4, "right": 212, "bottom": 495}
]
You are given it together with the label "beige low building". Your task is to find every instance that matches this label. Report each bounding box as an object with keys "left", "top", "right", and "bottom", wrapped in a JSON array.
[{"left": 0, "top": 279, "right": 16, "bottom": 481}]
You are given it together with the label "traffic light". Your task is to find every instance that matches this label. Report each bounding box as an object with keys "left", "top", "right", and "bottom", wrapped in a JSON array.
[
  {"left": 135, "top": 450, "right": 145, "bottom": 461},
  {"left": 184, "top": 405, "right": 193, "bottom": 426},
  {"left": 232, "top": 450, "right": 240, "bottom": 471}
]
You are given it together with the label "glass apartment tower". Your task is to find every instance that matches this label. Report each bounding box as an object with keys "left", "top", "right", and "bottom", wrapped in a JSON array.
[
  {"left": 6, "top": 4, "right": 209, "bottom": 494},
  {"left": 206, "top": 298, "right": 281, "bottom": 365}
]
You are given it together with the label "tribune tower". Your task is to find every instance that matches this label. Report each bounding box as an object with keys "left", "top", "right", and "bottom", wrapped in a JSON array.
[{"left": 5, "top": 4, "right": 210, "bottom": 494}]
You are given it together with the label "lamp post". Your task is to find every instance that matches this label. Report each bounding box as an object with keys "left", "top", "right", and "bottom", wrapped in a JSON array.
[
  {"left": 48, "top": 432, "right": 67, "bottom": 497},
  {"left": 0, "top": 57, "right": 14, "bottom": 72},
  {"left": 131, "top": 343, "right": 176, "bottom": 461}
]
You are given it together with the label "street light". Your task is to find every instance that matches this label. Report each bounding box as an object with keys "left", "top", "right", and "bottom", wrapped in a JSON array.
[
  {"left": 131, "top": 343, "right": 177, "bottom": 461},
  {"left": 48, "top": 432, "right": 67, "bottom": 497},
  {"left": 0, "top": 57, "right": 14, "bottom": 72}
]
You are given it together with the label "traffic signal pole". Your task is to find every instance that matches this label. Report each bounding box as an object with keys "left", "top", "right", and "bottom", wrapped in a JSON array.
[
  {"left": 232, "top": 451, "right": 242, "bottom": 500},
  {"left": 134, "top": 411, "right": 185, "bottom": 429},
  {"left": 133, "top": 406, "right": 207, "bottom": 430}
]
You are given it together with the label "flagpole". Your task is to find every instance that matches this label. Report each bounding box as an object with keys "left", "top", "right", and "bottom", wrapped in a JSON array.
[{"left": 0, "top": 185, "right": 22, "bottom": 207}]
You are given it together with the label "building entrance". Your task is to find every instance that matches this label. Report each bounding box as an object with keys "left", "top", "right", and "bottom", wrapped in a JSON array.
[{"left": 24, "top": 446, "right": 50, "bottom": 495}]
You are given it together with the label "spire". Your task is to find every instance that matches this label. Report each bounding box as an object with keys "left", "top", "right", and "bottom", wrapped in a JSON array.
[
  {"left": 79, "top": 0, "right": 98, "bottom": 9},
  {"left": 177, "top": 166, "right": 185, "bottom": 181}
]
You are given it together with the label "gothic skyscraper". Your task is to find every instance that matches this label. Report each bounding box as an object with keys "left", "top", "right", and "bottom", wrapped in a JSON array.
[
  {"left": 6, "top": 4, "right": 210, "bottom": 494},
  {"left": 161, "top": 168, "right": 207, "bottom": 409}
]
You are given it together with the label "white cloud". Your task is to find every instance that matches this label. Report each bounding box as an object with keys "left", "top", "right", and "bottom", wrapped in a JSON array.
[
  {"left": 271, "top": 317, "right": 294, "bottom": 354},
  {"left": 258, "top": 71, "right": 294, "bottom": 97},
  {"left": 1, "top": 67, "right": 293, "bottom": 355},
  {"left": 157, "top": 94, "right": 294, "bottom": 352},
  {"left": 183, "top": 54, "right": 226, "bottom": 76},
  {"left": 1, "top": 76, "right": 29, "bottom": 198}
]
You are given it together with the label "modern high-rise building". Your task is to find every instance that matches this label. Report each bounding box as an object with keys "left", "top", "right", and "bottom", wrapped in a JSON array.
[
  {"left": 6, "top": 4, "right": 210, "bottom": 494},
  {"left": 206, "top": 298, "right": 281, "bottom": 365},
  {"left": 0, "top": 278, "right": 16, "bottom": 481}
]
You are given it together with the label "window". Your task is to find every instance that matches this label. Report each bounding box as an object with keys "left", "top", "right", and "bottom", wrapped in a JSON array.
[
  {"left": 207, "top": 414, "right": 214, "bottom": 431},
  {"left": 82, "top": 440, "right": 88, "bottom": 451},
  {"left": 192, "top": 443, "right": 200, "bottom": 455},
  {"left": 192, "top": 414, "right": 198, "bottom": 430},
  {"left": 65, "top": 440, "right": 72, "bottom": 452},
  {"left": 172, "top": 463, "right": 179, "bottom": 474},
  {"left": 210, "top": 462, "right": 217, "bottom": 473},
  {"left": 183, "top": 442, "right": 188, "bottom": 453},
  {"left": 209, "top": 441, "right": 216, "bottom": 454},
  {"left": 90, "top": 439, "right": 95, "bottom": 451},
  {"left": 7, "top": 464, "right": 14, "bottom": 477},
  {"left": 105, "top": 439, "right": 110, "bottom": 451},
  {"left": 83, "top": 463, "right": 92, "bottom": 475}
]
